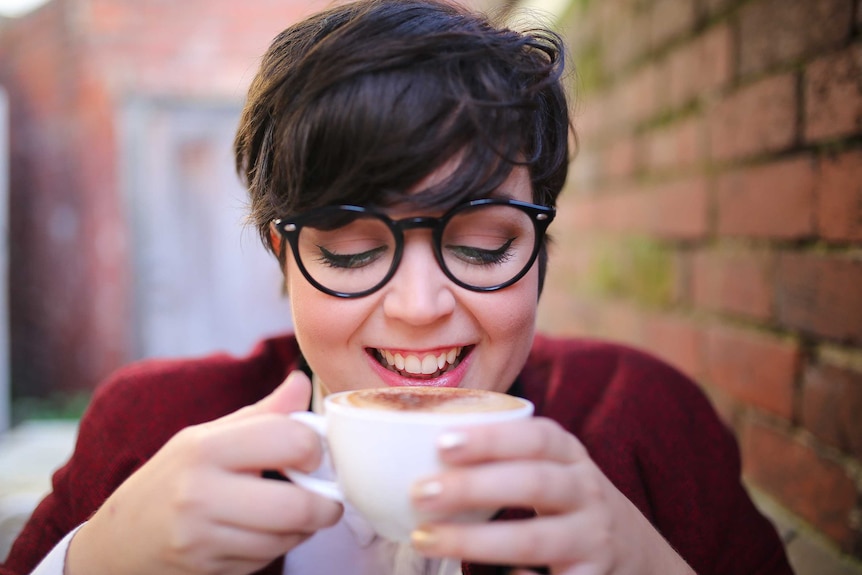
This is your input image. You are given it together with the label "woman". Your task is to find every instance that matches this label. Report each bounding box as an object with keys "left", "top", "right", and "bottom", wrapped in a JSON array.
[{"left": 1, "top": 1, "right": 793, "bottom": 574}]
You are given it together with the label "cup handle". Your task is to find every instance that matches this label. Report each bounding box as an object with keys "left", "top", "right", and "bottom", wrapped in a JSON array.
[{"left": 285, "top": 412, "right": 345, "bottom": 502}]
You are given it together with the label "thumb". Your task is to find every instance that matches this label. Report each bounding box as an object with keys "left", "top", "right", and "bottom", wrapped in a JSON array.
[{"left": 257, "top": 370, "right": 313, "bottom": 415}]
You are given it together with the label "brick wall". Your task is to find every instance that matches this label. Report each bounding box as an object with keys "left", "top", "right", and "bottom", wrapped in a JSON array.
[{"left": 536, "top": 0, "right": 862, "bottom": 568}]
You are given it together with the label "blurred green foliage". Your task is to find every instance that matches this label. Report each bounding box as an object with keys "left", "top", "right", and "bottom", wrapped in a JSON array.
[{"left": 12, "top": 392, "right": 90, "bottom": 425}]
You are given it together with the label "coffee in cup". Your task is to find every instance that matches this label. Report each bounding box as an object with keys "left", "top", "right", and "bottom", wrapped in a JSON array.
[{"left": 287, "top": 386, "right": 534, "bottom": 542}]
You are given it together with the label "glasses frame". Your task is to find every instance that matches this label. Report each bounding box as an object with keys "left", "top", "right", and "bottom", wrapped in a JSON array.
[{"left": 272, "top": 198, "right": 556, "bottom": 298}]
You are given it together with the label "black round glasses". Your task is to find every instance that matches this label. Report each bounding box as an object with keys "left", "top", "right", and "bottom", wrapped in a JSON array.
[{"left": 272, "top": 198, "right": 556, "bottom": 298}]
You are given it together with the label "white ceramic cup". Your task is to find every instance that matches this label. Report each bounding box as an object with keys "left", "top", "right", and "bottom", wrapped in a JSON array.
[{"left": 287, "top": 386, "right": 534, "bottom": 542}]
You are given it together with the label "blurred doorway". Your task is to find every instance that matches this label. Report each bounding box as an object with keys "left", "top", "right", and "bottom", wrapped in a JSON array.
[{"left": 121, "top": 99, "right": 292, "bottom": 361}]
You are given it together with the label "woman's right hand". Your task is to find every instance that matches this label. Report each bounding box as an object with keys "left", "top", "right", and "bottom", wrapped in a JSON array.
[{"left": 65, "top": 371, "right": 343, "bottom": 575}]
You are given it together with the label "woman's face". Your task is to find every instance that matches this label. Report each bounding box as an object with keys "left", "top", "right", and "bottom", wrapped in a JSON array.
[{"left": 283, "top": 165, "right": 539, "bottom": 396}]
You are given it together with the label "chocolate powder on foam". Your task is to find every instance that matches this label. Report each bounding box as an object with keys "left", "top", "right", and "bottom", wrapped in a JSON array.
[{"left": 349, "top": 388, "right": 518, "bottom": 413}]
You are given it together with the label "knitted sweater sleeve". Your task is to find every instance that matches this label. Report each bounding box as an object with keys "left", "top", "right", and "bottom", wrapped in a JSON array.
[{"left": 0, "top": 367, "right": 154, "bottom": 575}]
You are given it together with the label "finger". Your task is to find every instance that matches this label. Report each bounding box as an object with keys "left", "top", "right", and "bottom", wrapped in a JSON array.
[
  {"left": 206, "top": 473, "right": 342, "bottom": 532},
  {"left": 412, "top": 513, "right": 608, "bottom": 568},
  {"left": 205, "top": 522, "right": 311, "bottom": 563},
  {"left": 222, "top": 371, "right": 312, "bottom": 423},
  {"left": 258, "top": 370, "right": 312, "bottom": 415},
  {"left": 412, "top": 460, "right": 594, "bottom": 515},
  {"left": 181, "top": 412, "right": 324, "bottom": 473},
  {"left": 437, "top": 417, "right": 587, "bottom": 466}
]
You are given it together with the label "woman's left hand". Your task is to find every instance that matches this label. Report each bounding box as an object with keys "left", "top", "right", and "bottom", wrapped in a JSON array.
[{"left": 409, "top": 417, "right": 696, "bottom": 575}]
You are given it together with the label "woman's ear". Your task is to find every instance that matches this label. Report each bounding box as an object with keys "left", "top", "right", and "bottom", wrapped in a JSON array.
[{"left": 268, "top": 221, "right": 283, "bottom": 256}]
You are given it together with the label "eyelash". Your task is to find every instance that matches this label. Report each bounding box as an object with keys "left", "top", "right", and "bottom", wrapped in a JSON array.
[
  {"left": 315, "top": 245, "right": 388, "bottom": 269},
  {"left": 446, "top": 238, "right": 516, "bottom": 265}
]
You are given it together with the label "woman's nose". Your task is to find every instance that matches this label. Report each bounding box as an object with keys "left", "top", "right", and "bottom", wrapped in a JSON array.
[{"left": 381, "top": 234, "right": 456, "bottom": 325}]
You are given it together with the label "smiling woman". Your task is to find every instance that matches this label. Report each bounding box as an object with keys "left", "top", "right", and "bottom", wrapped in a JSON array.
[{"left": 0, "top": 1, "right": 794, "bottom": 575}]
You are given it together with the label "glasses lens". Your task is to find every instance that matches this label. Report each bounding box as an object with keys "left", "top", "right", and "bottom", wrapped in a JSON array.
[
  {"left": 440, "top": 203, "right": 538, "bottom": 289},
  {"left": 295, "top": 210, "right": 396, "bottom": 295}
]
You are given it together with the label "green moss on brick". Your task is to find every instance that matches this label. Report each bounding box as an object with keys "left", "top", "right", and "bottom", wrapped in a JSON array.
[
  {"left": 573, "top": 41, "right": 604, "bottom": 96},
  {"left": 583, "top": 237, "right": 675, "bottom": 307}
]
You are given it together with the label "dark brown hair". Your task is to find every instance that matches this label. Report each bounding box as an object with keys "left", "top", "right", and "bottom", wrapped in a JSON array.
[{"left": 234, "top": 0, "right": 572, "bottom": 286}]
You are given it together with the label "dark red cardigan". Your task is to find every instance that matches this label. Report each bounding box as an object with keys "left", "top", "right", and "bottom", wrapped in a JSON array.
[{"left": 1, "top": 334, "right": 793, "bottom": 575}]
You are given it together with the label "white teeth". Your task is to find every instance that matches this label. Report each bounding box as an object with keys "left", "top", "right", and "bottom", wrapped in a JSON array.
[
  {"left": 378, "top": 347, "right": 463, "bottom": 376},
  {"left": 421, "top": 355, "right": 438, "bottom": 374},
  {"left": 404, "top": 355, "right": 422, "bottom": 374}
]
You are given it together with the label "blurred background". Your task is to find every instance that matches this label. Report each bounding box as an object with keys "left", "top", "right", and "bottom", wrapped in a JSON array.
[{"left": 0, "top": 0, "right": 859, "bottom": 572}]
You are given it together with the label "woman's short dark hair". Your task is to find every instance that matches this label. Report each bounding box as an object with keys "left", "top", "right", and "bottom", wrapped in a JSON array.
[{"left": 234, "top": 0, "right": 573, "bottom": 288}]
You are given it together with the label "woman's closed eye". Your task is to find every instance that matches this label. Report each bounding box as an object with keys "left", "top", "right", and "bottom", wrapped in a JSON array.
[
  {"left": 315, "top": 244, "right": 389, "bottom": 269},
  {"left": 445, "top": 237, "right": 516, "bottom": 266}
]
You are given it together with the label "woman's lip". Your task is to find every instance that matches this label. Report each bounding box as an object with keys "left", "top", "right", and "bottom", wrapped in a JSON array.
[{"left": 366, "top": 347, "right": 472, "bottom": 388}]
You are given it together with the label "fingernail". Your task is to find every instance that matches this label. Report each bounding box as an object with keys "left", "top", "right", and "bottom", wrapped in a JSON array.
[
  {"left": 437, "top": 431, "right": 467, "bottom": 451},
  {"left": 412, "top": 479, "right": 444, "bottom": 501},
  {"left": 411, "top": 527, "right": 439, "bottom": 549}
]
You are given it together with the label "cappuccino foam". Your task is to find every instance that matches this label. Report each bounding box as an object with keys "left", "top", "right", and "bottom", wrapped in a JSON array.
[{"left": 332, "top": 387, "right": 524, "bottom": 413}]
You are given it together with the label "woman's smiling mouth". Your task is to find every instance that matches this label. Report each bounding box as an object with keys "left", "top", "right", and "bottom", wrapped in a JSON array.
[{"left": 371, "top": 346, "right": 469, "bottom": 379}]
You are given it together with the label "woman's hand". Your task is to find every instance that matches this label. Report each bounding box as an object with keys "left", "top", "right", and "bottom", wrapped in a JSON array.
[
  {"left": 409, "top": 417, "right": 695, "bottom": 575},
  {"left": 65, "top": 371, "right": 342, "bottom": 575}
]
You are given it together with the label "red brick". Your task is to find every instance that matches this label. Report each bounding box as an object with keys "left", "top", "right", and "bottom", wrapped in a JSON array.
[
  {"left": 587, "top": 180, "right": 708, "bottom": 239},
  {"left": 666, "top": 26, "right": 733, "bottom": 108},
  {"left": 673, "top": 117, "right": 702, "bottom": 168},
  {"left": 740, "top": 421, "right": 858, "bottom": 547},
  {"left": 805, "top": 43, "right": 862, "bottom": 142},
  {"left": 586, "top": 181, "right": 705, "bottom": 238},
  {"left": 579, "top": 192, "right": 611, "bottom": 233},
  {"left": 643, "top": 125, "right": 677, "bottom": 172},
  {"left": 649, "top": 0, "right": 696, "bottom": 49},
  {"left": 602, "top": 136, "right": 637, "bottom": 180},
  {"left": 802, "top": 361, "right": 862, "bottom": 459},
  {"left": 641, "top": 313, "right": 705, "bottom": 379},
  {"left": 716, "top": 156, "right": 816, "bottom": 239},
  {"left": 709, "top": 74, "right": 797, "bottom": 162},
  {"left": 703, "top": 324, "right": 799, "bottom": 418},
  {"left": 738, "top": 0, "right": 853, "bottom": 77},
  {"left": 775, "top": 254, "right": 862, "bottom": 343},
  {"left": 648, "top": 178, "right": 709, "bottom": 239},
  {"left": 817, "top": 149, "right": 862, "bottom": 242},
  {"left": 566, "top": 194, "right": 599, "bottom": 233},
  {"left": 537, "top": 290, "right": 597, "bottom": 337},
  {"left": 569, "top": 145, "right": 601, "bottom": 193},
  {"left": 623, "top": 63, "right": 659, "bottom": 124},
  {"left": 643, "top": 117, "right": 703, "bottom": 172},
  {"left": 602, "top": 6, "right": 649, "bottom": 76},
  {"left": 598, "top": 300, "right": 645, "bottom": 347},
  {"left": 691, "top": 250, "right": 774, "bottom": 320},
  {"left": 576, "top": 94, "right": 607, "bottom": 143},
  {"left": 587, "top": 187, "right": 648, "bottom": 235},
  {"left": 667, "top": 43, "right": 696, "bottom": 110},
  {"left": 697, "top": 25, "right": 733, "bottom": 95}
]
